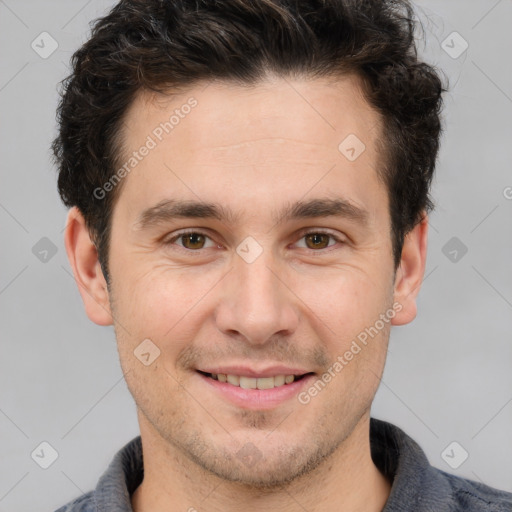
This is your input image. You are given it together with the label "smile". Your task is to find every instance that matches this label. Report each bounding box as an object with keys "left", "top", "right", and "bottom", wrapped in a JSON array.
[{"left": 198, "top": 371, "right": 311, "bottom": 389}]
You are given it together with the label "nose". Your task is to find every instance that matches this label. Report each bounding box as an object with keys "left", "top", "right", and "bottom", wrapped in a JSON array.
[{"left": 214, "top": 248, "right": 300, "bottom": 346}]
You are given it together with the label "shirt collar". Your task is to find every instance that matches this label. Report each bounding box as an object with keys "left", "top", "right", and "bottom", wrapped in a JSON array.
[{"left": 370, "top": 418, "right": 455, "bottom": 511}]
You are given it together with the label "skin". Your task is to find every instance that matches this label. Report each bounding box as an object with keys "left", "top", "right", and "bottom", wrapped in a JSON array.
[{"left": 65, "top": 74, "right": 428, "bottom": 512}]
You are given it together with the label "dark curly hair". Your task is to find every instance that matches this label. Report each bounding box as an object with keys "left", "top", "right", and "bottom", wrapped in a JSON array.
[{"left": 52, "top": 0, "right": 446, "bottom": 283}]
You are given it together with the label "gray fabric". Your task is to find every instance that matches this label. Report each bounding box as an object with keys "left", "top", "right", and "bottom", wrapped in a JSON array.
[{"left": 55, "top": 418, "right": 512, "bottom": 511}]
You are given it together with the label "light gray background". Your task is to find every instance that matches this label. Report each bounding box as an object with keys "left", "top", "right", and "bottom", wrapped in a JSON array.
[{"left": 0, "top": 1, "right": 511, "bottom": 510}]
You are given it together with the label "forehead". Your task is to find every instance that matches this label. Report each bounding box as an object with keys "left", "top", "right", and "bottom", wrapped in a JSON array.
[
  {"left": 115, "top": 74, "right": 386, "bottom": 223},
  {"left": 124, "top": 74, "right": 380, "bottom": 149}
]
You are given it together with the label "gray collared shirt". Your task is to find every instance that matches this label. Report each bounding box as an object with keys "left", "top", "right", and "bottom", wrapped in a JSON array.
[{"left": 55, "top": 418, "right": 512, "bottom": 511}]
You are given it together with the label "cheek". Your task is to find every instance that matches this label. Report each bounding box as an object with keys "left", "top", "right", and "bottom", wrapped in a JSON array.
[
  {"left": 293, "top": 266, "right": 390, "bottom": 339},
  {"left": 110, "top": 261, "right": 224, "bottom": 350}
]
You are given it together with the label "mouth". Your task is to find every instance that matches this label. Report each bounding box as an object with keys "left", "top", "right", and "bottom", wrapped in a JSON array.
[
  {"left": 194, "top": 363, "right": 318, "bottom": 409},
  {"left": 197, "top": 370, "right": 313, "bottom": 390}
]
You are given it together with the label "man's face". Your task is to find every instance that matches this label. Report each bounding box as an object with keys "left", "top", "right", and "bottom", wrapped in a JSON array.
[{"left": 106, "top": 75, "right": 399, "bottom": 485}]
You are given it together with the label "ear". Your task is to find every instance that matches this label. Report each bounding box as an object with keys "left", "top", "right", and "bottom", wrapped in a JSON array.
[
  {"left": 64, "top": 206, "right": 113, "bottom": 326},
  {"left": 391, "top": 213, "right": 429, "bottom": 326}
]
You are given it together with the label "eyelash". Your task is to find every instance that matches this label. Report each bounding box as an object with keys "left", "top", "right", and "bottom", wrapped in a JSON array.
[{"left": 163, "top": 229, "right": 345, "bottom": 254}]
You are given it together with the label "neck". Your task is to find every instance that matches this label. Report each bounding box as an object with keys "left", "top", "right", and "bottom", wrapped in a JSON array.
[{"left": 131, "top": 412, "right": 391, "bottom": 512}]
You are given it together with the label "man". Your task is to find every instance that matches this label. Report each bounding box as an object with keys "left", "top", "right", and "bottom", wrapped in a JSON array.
[{"left": 53, "top": 0, "right": 512, "bottom": 510}]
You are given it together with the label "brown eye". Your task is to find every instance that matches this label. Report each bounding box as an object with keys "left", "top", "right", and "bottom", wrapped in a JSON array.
[
  {"left": 165, "top": 231, "right": 216, "bottom": 251},
  {"left": 304, "top": 233, "right": 331, "bottom": 249},
  {"left": 294, "top": 230, "right": 344, "bottom": 252},
  {"left": 180, "top": 233, "right": 207, "bottom": 250}
]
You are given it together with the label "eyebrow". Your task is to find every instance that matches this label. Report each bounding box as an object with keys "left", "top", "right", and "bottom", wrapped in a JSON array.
[{"left": 134, "top": 197, "right": 369, "bottom": 231}]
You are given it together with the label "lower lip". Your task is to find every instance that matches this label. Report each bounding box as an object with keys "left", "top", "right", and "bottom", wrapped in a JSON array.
[{"left": 197, "top": 372, "right": 316, "bottom": 410}]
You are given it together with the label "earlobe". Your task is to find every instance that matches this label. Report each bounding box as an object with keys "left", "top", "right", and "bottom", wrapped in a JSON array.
[
  {"left": 64, "top": 207, "right": 113, "bottom": 326},
  {"left": 391, "top": 213, "right": 429, "bottom": 326}
]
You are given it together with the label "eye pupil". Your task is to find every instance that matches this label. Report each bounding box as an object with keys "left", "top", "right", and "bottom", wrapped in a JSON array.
[
  {"left": 306, "top": 233, "right": 329, "bottom": 249},
  {"left": 183, "top": 233, "right": 205, "bottom": 249}
]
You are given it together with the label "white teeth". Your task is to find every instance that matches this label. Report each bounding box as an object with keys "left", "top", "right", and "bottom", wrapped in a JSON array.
[
  {"left": 273, "top": 375, "right": 285, "bottom": 387},
  {"left": 256, "top": 377, "right": 275, "bottom": 390},
  {"left": 210, "top": 373, "right": 299, "bottom": 388},
  {"left": 239, "top": 376, "right": 257, "bottom": 389},
  {"left": 226, "top": 374, "right": 240, "bottom": 386}
]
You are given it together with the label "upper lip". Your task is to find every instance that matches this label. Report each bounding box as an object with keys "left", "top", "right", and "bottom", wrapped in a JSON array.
[{"left": 197, "top": 365, "right": 312, "bottom": 378}]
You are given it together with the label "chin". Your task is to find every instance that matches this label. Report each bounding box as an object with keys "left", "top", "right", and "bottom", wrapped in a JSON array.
[{"left": 178, "top": 432, "right": 335, "bottom": 489}]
